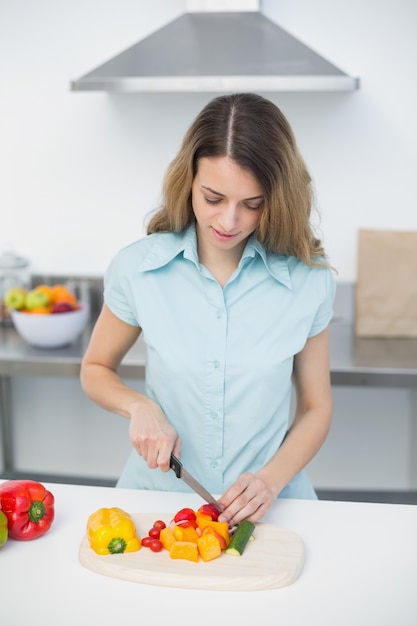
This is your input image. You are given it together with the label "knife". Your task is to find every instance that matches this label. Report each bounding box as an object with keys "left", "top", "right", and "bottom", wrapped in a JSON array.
[{"left": 170, "top": 454, "right": 221, "bottom": 511}]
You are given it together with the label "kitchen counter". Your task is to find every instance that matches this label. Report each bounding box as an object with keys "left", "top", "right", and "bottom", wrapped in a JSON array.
[
  {"left": 329, "top": 321, "right": 417, "bottom": 388},
  {"left": 1, "top": 480, "right": 416, "bottom": 626},
  {"left": 0, "top": 320, "right": 146, "bottom": 378},
  {"left": 1, "top": 316, "right": 417, "bottom": 385},
  {"left": 0, "top": 283, "right": 416, "bottom": 384}
]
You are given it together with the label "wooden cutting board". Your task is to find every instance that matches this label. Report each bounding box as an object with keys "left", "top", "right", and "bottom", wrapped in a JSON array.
[{"left": 79, "top": 513, "right": 304, "bottom": 591}]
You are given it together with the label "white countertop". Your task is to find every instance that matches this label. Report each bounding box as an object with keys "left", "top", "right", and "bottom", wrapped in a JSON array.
[{"left": 1, "top": 481, "right": 416, "bottom": 626}]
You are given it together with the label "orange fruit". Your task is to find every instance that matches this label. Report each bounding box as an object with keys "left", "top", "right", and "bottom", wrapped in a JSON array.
[
  {"left": 28, "top": 306, "right": 51, "bottom": 315},
  {"left": 50, "top": 284, "right": 78, "bottom": 305},
  {"left": 34, "top": 284, "right": 54, "bottom": 304}
]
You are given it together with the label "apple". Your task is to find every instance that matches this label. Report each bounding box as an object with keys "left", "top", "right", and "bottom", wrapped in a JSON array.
[
  {"left": 51, "top": 301, "right": 75, "bottom": 314},
  {"left": 4, "top": 287, "right": 27, "bottom": 310},
  {"left": 25, "top": 289, "right": 49, "bottom": 311}
]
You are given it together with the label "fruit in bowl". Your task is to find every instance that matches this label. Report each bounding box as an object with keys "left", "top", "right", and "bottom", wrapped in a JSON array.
[
  {"left": 3, "top": 287, "right": 27, "bottom": 311},
  {"left": 5, "top": 283, "right": 88, "bottom": 348},
  {"left": 24, "top": 288, "right": 50, "bottom": 311}
]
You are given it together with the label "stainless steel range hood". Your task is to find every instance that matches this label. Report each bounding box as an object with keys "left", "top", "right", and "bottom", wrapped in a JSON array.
[{"left": 70, "top": 4, "right": 359, "bottom": 93}]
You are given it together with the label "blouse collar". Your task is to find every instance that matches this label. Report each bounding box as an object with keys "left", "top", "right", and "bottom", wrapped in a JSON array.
[{"left": 139, "top": 223, "right": 293, "bottom": 289}]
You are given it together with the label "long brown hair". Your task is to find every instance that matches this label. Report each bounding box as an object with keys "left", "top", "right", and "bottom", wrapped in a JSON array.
[{"left": 147, "top": 93, "right": 327, "bottom": 265}]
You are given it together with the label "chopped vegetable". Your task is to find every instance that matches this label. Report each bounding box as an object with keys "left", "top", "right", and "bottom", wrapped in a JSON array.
[
  {"left": 169, "top": 540, "right": 199, "bottom": 562},
  {"left": 173, "top": 523, "right": 199, "bottom": 543},
  {"left": 201, "top": 525, "right": 227, "bottom": 550},
  {"left": 197, "top": 532, "right": 222, "bottom": 562},
  {"left": 87, "top": 507, "right": 141, "bottom": 555},
  {"left": 0, "top": 480, "right": 54, "bottom": 540},
  {"left": 195, "top": 511, "right": 212, "bottom": 529},
  {"left": 173, "top": 508, "right": 196, "bottom": 524},
  {"left": 197, "top": 503, "right": 220, "bottom": 521},
  {"left": 196, "top": 517, "right": 230, "bottom": 547},
  {"left": 159, "top": 526, "right": 176, "bottom": 551},
  {"left": 225, "top": 520, "right": 255, "bottom": 556}
]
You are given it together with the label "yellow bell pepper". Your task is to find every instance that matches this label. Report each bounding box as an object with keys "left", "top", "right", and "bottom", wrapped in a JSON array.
[
  {"left": 173, "top": 523, "right": 199, "bottom": 543},
  {"left": 169, "top": 540, "right": 199, "bottom": 562},
  {"left": 195, "top": 514, "right": 231, "bottom": 547},
  {"left": 159, "top": 525, "right": 176, "bottom": 551},
  {"left": 197, "top": 532, "right": 222, "bottom": 562},
  {"left": 87, "top": 507, "right": 141, "bottom": 555}
]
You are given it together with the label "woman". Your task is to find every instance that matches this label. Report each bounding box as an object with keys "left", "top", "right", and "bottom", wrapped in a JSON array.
[{"left": 80, "top": 93, "right": 336, "bottom": 526}]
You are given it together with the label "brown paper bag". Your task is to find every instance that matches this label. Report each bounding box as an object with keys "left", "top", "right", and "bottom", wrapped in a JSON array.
[{"left": 355, "top": 229, "right": 417, "bottom": 337}]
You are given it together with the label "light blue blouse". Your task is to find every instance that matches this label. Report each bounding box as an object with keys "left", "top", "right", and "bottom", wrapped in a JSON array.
[{"left": 104, "top": 223, "right": 336, "bottom": 499}]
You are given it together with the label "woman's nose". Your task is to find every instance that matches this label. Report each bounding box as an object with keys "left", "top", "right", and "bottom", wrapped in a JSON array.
[{"left": 218, "top": 204, "right": 238, "bottom": 231}]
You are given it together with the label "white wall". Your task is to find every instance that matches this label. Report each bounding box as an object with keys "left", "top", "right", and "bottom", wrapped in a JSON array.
[
  {"left": 1, "top": 0, "right": 416, "bottom": 280},
  {"left": 2, "top": 1, "right": 417, "bottom": 491}
]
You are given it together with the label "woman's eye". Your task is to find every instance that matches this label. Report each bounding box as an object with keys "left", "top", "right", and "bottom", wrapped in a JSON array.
[
  {"left": 204, "top": 197, "right": 221, "bottom": 205},
  {"left": 244, "top": 203, "right": 261, "bottom": 211}
]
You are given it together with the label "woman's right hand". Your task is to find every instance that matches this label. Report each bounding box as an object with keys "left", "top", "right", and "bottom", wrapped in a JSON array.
[{"left": 128, "top": 396, "right": 181, "bottom": 472}]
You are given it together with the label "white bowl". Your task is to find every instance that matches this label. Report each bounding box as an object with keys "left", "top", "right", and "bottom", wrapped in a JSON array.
[{"left": 11, "top": 306, "right": 88, "bottom": 348}]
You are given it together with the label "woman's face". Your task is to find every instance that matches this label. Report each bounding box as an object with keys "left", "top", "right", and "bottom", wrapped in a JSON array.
[{"left": 191, "top": 156, "right": 264, "bottom": 258}]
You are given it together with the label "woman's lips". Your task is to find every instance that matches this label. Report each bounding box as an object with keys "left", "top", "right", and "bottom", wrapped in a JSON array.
[{"left": 212, "top": 227, "right": 238, "bottom": 241}]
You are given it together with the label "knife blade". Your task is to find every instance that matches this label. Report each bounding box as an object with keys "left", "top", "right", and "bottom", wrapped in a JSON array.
[{"left": 169, "top": 454, "right": 221, "bottom": 511}]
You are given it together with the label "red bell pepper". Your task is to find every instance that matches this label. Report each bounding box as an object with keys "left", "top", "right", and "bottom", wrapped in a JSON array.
[{"left": 0, "top": 480, "right": 54, "bottom": 540}]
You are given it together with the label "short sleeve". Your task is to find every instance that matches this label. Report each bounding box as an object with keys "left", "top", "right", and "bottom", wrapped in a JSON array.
[
  {"left": 308, "top": 267, "right": 337, "bottom": 337},
  {"left": 103, "top": 252, "right": 140, "bottom": 327}
]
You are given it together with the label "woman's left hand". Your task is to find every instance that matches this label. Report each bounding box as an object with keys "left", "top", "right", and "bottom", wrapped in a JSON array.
[{"left": 217, "top": 472, "right": 277, "bottom": 525}]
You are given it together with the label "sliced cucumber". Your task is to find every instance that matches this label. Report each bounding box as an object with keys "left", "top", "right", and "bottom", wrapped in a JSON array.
[{"left": 225, "top": 520, "right": 255, "bottom": 556}]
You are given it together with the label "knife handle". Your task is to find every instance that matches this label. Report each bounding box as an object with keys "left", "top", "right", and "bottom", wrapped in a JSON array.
[{"left": 170, "top": 454, "right": 182, "bottom": 478}]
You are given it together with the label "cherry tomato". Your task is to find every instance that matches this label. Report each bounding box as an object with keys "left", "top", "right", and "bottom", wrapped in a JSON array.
[
  {"left": 141, "top": 536, "right": 153, "bottom": 547},
  {"left": 148, "top": 527, "right": 161, "bottom": 539},
  {"left": 149, "top": 539, "right": 163, "bottom": 552},
  {"left": 153, "top": 520, "right": 166, "bottom": 530}
]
